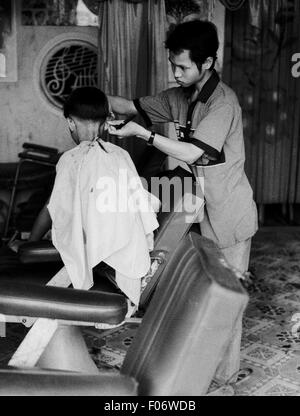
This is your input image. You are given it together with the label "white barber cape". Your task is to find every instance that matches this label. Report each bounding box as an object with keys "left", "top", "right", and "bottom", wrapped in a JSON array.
[{"left": 48, "top": 139, "right": 160, "bottom": 305}]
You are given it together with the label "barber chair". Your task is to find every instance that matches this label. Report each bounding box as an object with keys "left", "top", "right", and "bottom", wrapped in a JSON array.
[
  {"left": 0, "top": 167, "right": 249, "bottom": 395},
  {"left": 0, "top": 230, "right": 248, "bottom": 396},
  {"left": 0, "top": 166, "right": 203, "bottom": 327},
  {"left": 17, "top": 166, "right": 203, "bottom": 305},
  {"left": 1, "top": 143, "right": 59, "bottom": 243}
]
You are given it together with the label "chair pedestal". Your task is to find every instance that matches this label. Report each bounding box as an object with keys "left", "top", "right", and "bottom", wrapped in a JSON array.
[{"left": 37, "top": 325, "right": 99, "bottom": 374}]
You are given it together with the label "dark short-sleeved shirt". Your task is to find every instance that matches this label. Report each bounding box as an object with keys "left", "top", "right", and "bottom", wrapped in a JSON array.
[{"left": 133, "top": 70, "right": 258, "bottom": 249}]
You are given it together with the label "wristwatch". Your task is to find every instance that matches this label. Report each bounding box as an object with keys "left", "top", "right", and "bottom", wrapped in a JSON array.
[{"left": 148, "top": 131, "right": 156, "bottom": 145}]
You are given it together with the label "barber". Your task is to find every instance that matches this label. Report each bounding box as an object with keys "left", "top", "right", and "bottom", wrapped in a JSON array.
[{"left": 107, "top": 20, "right": 258, "bottom": 277}]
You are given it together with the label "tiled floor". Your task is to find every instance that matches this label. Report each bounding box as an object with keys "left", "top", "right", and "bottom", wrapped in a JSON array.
[
  {"left": 233, "top": 229, "right": 300, "bottom": 395},
  {"left": 1, "top": 227, "right": 300, "bottom": 395}
]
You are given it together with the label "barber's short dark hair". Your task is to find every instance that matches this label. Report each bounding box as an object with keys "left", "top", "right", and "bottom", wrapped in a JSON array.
[
  {"left": 63, "top": 87, "right": 109, "bottom": 121},
  {"left": 165, "top": 20, "right": 219, "bottom": 70}
]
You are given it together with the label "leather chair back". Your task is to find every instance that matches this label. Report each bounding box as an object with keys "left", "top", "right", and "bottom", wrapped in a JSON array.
[{"left": 122, "top": 231, "right": 249, "bottom": 396}]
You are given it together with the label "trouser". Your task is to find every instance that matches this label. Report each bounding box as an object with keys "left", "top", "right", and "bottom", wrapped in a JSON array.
[
  {"left": 220, "top": 238, "right": 252, "bottom": 276},
  {"left": 215, "top": 238, "right": 252, "bottom": 384}
]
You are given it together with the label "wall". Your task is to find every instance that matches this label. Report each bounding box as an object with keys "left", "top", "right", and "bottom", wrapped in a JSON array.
[
  {"left": 0, "top": 24, "right": 97, "bottom": 163},
  {"left": 0, "top": 1, "right": 225, "bottom": 164},
  {"left": 223, "top": 2, "right": 300, "bottom": 205}
]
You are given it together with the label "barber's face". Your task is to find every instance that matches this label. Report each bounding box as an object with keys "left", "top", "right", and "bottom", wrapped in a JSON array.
[{"left": 169, "top": 50, "right": 205, "bottom": 88}]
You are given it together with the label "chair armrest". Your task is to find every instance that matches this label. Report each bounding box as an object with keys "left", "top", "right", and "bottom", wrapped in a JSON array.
[
  {"left": 0, "top": 367, "right": 137, "bottom": 396},
  {"left": 22, "top": 143, "right": 58, "bottom": 155},
  {"left": 18, "top": 241, "right": 61, "bottom": 264},
  {"left": 0, "top": 280, "right": 127, "bottom": 325},
  {"left": 19, "top": 143, "right": 60, "bottom": 166}
]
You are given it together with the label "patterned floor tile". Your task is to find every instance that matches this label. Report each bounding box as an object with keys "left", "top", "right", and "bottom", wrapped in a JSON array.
[
  {"left": 84, "top": 323, "right": 140, "bottom": 352},
  {"left": 275, "top": 290, "right": 300, "bottom": 306},
  {"left": 101, "top": 323, "right": 140, "bottom": 352},
  {"left": 241, "top": 333, "right": 261, "bottom": 349},
  {"left": 242, "top": 317, "right": 273, "bottom": 334},
  {"left": 247, "top": 282, "right": 287, "bottom": 302},
  {"left": 252, "top": 378, "right": 300, "bottom": 396},
  {"left": 93, "top": 346, "right": 126, "bottom": 370},
  {"left": 278, "top": 355, "right": 300, "bottom": 386},
  {"left": 241, "top": 343, "right": 287, "bottom": 367},
  {"left": 233, "top": 362, "right": 272, "bottom": 396},
  {"left": 257, "top": 324, "right": 300, "bottom": 352},
  {"left": 246, "top": 301, "right": 297, "bottom": 322}
]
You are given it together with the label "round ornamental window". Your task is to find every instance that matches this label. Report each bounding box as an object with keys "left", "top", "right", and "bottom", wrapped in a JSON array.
[{"left": 40, "top": 40, "right": 98, "bottom": 109}]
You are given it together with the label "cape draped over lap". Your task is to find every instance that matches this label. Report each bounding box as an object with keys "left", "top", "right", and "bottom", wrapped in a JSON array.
[{"left": 48, "top": 140, "right": 160, "bottom": 305}]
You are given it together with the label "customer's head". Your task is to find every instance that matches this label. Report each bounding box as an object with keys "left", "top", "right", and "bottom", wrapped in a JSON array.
[
  {"left": 165, "top": 20, "right": 219, "bottom": 87},
  {"left": 63, "top": 87, "right": 109, "bottom": 144}
]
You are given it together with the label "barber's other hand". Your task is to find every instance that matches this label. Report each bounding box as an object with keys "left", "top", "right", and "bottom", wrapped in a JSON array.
[{"left": 107, "top": 120, "right": 148, "bottom": 139}]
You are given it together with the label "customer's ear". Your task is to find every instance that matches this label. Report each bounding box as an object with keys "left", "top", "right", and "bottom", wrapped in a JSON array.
[
  {"left": 67, "top": 117, "right": 75, "bottom": 132},
  {"left": 97, "top": 121, "right": 106, "bottom": 136},
  {"left": 102, "top": 116, "right": 113, "bottom": 132}
]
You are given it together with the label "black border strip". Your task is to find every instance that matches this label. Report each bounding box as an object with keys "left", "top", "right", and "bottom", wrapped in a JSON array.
[
  {"left": 193, "top": 148, "right": 226, "bottom": 166},
  {"left": 198, "top": 69, "right": 220, "bottom": 103}
]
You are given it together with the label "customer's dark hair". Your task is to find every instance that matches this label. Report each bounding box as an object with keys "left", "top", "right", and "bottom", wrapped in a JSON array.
[
  {"left": 63, "top": 87, "right": 109, "bottom": 121},
  {"left": 165, "top": 20, "right": 219, "bottom": 71}
]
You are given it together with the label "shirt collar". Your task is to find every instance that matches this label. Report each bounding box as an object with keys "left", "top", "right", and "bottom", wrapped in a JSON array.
[{"left": 197, "top": 69, "right": 220, "bottom": 103}]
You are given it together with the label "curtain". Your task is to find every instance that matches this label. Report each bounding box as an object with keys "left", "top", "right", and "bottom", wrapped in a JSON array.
[
  {"left": 219, "top": 0, "right": 247, "bottom": 11},
  {"left": 97, "top": 0, "right": 168, "bottom": 164},
  {"left": 223, "top": 0, "right": 300, "bottom": 204}
]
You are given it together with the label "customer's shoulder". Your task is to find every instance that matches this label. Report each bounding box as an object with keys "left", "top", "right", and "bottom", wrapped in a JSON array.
[
  {"left": 101, "top": 140, "right": 128, "bottom": 156},
  {"left": 57, "top": 146, "right": 78, "bottom": 162},
  {"left": 56, "top": 145, "right": 85, "bottom": 172},
  {"left": 102, "top": 141, "right": 137, "bottom": 168}
]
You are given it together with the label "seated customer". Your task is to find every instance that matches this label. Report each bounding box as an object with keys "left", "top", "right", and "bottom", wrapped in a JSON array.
[{"left": 29, "top": 87, "right": 160, "bottom": 306}]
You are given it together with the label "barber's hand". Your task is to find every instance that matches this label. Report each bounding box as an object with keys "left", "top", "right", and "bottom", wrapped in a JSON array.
[{"left": 107, "top": 120, "right": 148, "bottom": 139}]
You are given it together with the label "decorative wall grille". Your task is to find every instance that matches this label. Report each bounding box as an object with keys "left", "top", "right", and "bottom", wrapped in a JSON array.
[{"left": 40, "top": 41, "right": 98, "bottom": 108}]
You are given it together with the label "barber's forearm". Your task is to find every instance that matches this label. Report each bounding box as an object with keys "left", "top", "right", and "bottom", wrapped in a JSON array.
[
  {"left": 137, "top": 129, "right": 204, "bottom": 165},
  {"left": 107, "top": 120, "right": 204, "bottom": 164},
  {"left": 107, "top": 95, "right": 138, "bottom": 116}
]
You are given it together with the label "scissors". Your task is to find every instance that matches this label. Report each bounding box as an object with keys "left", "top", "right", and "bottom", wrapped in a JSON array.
[{"left": 114, "top": 115, "right": 136, "bottom": 130}]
